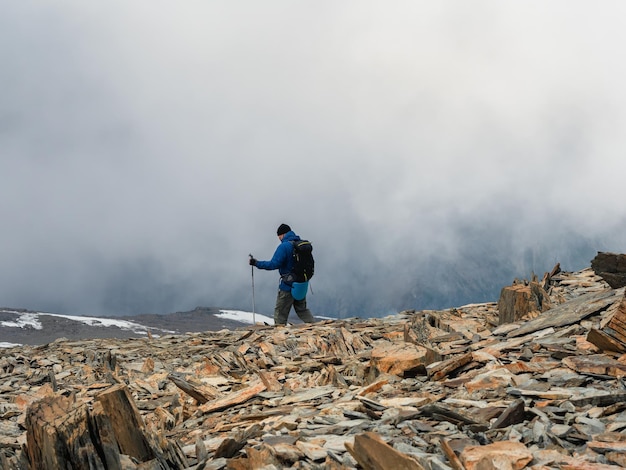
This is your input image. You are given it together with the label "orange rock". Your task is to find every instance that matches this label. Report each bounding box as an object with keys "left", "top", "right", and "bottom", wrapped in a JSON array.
[
  {"left": 464, "top": 367, "right": 515, "bottom": 394},
  {"left": 498, "top": 282, "right": 551, "bottom": 325},
  {"left": 460, "top": 440, "right": 532, "bottom": 470},
  {"left": 196, "top": 358, "right": 221, "bottom": 376},
  {"left": 382, "top": 331, "right": 404, "bottom": 341},
  {"left": 259, "top": 341, "right": 276, "bottom": 356},
  {"left": 15, "top": 384, "right": 55, "bottom": 411},
  {"left": 503, "top": 361, "right": 536, "bottom": 374},
  {"left": 345, "top": 432, "right": 424, "bottom": 470},
  {"left": 370, "top": 342, "right": 440, "bottom": 376},
  {"left": 357, "top": 378, "right": 389, "bottom": 396},
  {"left": 575, "top": 335, "right": 601, "bottom": 353},
  {"left": 141, "top": 357, "right": 155, "bottom": 373}
]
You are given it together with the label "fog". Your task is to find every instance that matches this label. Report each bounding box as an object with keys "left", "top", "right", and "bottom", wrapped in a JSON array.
[{"left": 2, "top": 2, "right": 626, "bottom": 318}]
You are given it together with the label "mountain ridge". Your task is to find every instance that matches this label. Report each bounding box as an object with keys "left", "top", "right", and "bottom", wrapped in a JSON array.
[{"left": 0, "top": 306, "right": 274, "bottom": 347}]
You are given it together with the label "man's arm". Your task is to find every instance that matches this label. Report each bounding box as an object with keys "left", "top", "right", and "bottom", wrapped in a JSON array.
[{"left": 255, "top": 243, "right": 288, "bottom": 270}]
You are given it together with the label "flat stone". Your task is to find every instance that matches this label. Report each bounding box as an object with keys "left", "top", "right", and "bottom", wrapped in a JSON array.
[{"left": 370, "top": 342, "right": 440, "bottom": 376}]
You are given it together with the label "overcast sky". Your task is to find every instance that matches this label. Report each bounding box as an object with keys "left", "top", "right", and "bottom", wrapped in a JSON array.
[{"left": 2, "top": 2, "right": 626, "bottom": 318}]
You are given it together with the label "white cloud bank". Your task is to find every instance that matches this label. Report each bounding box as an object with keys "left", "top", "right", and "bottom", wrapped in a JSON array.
[{"left": 1, "top": 2, "right": 625, "bottom": 318}]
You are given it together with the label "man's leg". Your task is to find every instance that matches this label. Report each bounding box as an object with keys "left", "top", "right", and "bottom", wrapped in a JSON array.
[
  {"left": 274, "top": 289, "right": 292, "bottom": 326},
  {"left": 293, "top": 298, "right": 315, "bottom": 323}
]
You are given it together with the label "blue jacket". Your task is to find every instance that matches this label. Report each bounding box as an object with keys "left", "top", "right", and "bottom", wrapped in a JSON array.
[{"left": 255, "top": 230, "right": 300, "bottom": 291}]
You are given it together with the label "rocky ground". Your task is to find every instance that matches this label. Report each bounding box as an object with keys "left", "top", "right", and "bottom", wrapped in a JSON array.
[{"left": 2, "top": 265, "right": 626, "bottom": 469}]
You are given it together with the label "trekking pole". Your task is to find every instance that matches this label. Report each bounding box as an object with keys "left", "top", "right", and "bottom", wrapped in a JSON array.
[{"left": 249, "top": 254, "right": 256, "bottom": 325}]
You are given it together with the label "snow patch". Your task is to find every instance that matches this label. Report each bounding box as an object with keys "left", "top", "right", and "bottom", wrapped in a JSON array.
[
  {"left": 0, "top": 312, "right": 42, "bottom": 329},
  {"left": 40, "top": 312, "right": 156, "bottom": 334},
  {"left": 0, "top": 310, "right": 173, "bottom": 336},
  {"left": 216, "top": 310, "right": 274, "bottom": 325}
]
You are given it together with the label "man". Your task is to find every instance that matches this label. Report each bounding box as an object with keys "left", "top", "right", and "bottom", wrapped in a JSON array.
[{"left": 249, "top": 224, "right": 316, "bottom": 326}]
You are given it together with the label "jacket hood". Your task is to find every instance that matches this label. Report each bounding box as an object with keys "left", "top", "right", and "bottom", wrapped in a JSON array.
[{"left": 282, "top": 231, "right": 299, "bottom": 242}]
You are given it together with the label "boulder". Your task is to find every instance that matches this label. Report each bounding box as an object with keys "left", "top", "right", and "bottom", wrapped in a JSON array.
[
  {"left": 591, "top": 252, "right": 626, "bottom": 288},
  {"left": 587, "top": 290, "right": 626, "bottom": 353},
  {"left": 497, "top": 281, "right": 551, "bottom": 325}
]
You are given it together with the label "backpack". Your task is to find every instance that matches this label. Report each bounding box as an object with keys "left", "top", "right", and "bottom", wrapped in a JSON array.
[{"left": 290, "top": 239, "right": 314, "bottom": 282}]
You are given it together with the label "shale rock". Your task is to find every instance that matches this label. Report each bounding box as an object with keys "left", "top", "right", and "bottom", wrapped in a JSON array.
[
  {"left": 1, "top": 267, "right": 626, "bottom": 469},
  {"left": 497, "top": 282, "right": 551, "bottom": 325},
  {"left": 591, "top": 251, "right": 626, "bottom": 288}
]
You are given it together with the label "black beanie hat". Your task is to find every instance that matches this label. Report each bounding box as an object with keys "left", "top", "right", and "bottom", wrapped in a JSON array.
[{"left": 277, "top": 223, "right": 291, "bottom": 236}]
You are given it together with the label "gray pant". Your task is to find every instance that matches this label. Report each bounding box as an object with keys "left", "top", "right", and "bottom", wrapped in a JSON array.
[{"left": 274, "top": 289, "right": 315, "bottom": 325}]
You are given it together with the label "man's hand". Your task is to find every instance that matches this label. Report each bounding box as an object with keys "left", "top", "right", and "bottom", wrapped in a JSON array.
[{"left": 249, "top": 257, "right": 257, "bottom": 266}]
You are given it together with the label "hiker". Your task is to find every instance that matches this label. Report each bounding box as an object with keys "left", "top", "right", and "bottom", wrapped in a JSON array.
[{"left": 249, "top": 224, "right": 316, "bottom": 326}]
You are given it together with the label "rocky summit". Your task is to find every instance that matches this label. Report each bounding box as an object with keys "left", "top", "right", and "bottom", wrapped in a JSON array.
[{"left": 2, "top": 254, "right": 626, "bottom": 469}]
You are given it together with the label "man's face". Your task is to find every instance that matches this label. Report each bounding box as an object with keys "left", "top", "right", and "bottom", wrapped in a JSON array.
[{"left": 278, "top": 234, "right": 284, "bottom": 241}]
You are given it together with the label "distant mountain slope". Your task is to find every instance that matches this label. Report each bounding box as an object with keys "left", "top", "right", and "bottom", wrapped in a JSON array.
[{"left": 0, "top": 307, "right": 274, "bottom": 347}]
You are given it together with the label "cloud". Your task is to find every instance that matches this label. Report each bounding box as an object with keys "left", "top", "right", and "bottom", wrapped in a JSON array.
[{"left": 1, "top": 2, "right": 626, "bottom": 317}]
